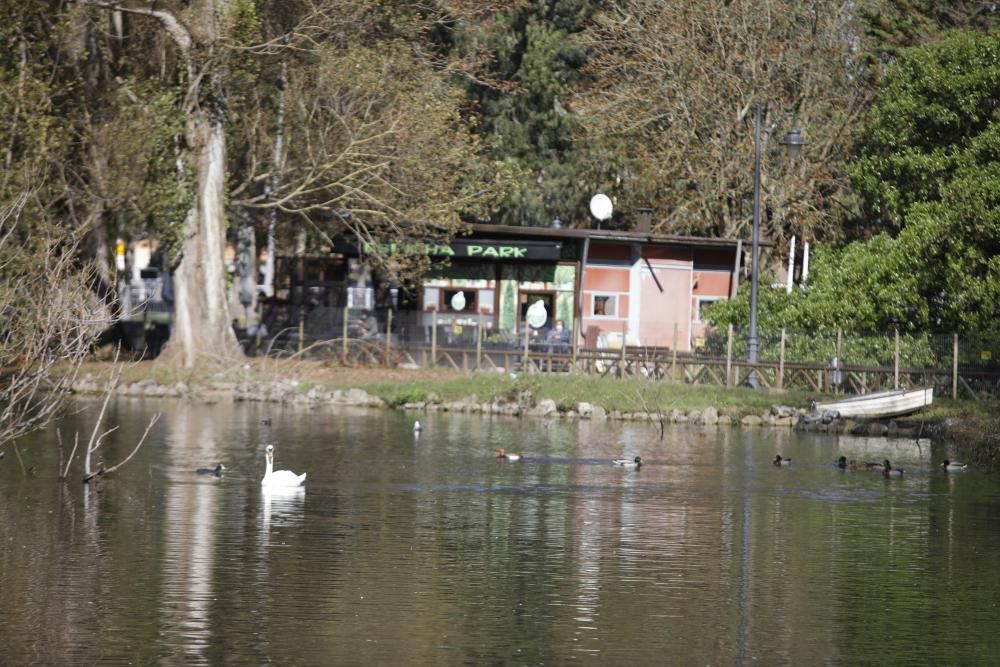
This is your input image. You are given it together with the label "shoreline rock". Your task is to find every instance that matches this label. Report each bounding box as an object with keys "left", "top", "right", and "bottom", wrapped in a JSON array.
[{"left": 68, "top": 374, "right": 939, "bottom": 435}]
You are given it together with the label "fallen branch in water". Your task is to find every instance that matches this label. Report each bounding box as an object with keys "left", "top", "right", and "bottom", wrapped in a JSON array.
[{"left": 83, "top": 412, "right": 160, "bottom": 483}]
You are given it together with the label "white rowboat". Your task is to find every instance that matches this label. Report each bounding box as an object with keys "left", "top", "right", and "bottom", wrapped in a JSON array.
[{"left": 813, "top": 387, "right": 934, "bottom": 419}]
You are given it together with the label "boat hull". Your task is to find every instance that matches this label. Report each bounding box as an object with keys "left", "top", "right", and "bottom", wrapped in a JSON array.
[{"left": 814, "top": 387, "right": 934, "bottom": 419}]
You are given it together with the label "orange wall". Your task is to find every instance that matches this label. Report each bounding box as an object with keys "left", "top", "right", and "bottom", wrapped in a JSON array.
[
  {"left": 692, "top": 270, "right": 733, "bottom": 297},
  {"left": 582, "top": 265, "right": 630, "bottom": 293}
]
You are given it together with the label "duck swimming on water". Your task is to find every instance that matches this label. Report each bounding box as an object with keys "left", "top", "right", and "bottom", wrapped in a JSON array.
[
  {"left": 196, "top": 463, "right": 226, "bottom": 477},
  {"left": 941, "top": 460, "right": 968, "bottom": 472},
  {"left": 773, "top": 455, "right": 792, "bottom": 466},
  {"left": 497, "top": 448, "right": 521, "bottom": 462},
  {"left": 612, "top": 456, "right": 643, "bottom": 469},
  {"left": 882, "top": 459, "right": 904, "bottom": 477}
]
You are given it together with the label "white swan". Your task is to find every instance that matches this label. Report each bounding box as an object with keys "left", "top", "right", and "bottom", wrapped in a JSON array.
[{"left": 261, "top": 444, "right": 306, "bottom": 487}]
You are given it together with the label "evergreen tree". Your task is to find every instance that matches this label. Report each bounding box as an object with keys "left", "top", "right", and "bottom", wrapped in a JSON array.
[{"left": 450, "top": 1, "right": 597, "bottom": 227}]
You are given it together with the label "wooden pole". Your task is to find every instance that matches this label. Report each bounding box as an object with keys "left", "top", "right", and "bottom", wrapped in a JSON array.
[
  {"left": 342, "top": 304, "right": 349, "bottom": 364},
  {"left": 894, "top": 329, "right": 900, "bottom": 389},
  {"left": 620, "top": 321, "right": 627, "bottom": 379},
  {"left": 778, "top": 328, "right": 786, "bottom": 390},
  {"left": 385, "top": 309, "right": 393, "bottom": 367},
  {"left": 725, "top": 323, "right": 733, "bottom": 387},
  {"left": 671, "top": 322, "right": 679, "bottom": 382},
  {"left": 255, "top": 299, "right": 264, "bottom": 355},
  {"left": 431, "top": 310, "right": 438, "bottom": 368},
  {"left": 571, "top": 319, "right": 578, "bottom": 374},
  {"left": 952, "top": 333, "right": 959, "bottom": 400},
  {"left": 476, "top": 311, "right": 483, "bottom": 372},
  {"left": 836, "top": 327, "right": 842, "bottom": 394},
  {"left": 298, "top": 316, "right": 305, "bottom": 354},
  {"left": 523, "top": 318, "right": 530, "bottom": 372}
]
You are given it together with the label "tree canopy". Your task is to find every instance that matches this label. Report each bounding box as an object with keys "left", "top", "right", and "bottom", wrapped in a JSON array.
[{"left": 709, "top": 30, "right": 1000, "bottom": 335}]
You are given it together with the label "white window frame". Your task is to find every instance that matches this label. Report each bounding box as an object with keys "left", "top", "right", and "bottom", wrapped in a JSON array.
[
  {"left": 694, "top": 296, "right": 724, "bottom": 323},
  {"left": 590, "top": 292, "right": 619, "bottom": 319}
]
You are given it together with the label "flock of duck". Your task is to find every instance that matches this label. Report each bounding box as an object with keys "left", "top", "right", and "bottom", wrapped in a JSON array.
[
  {"left": 771, "top": 454, "right": 969, "bottom": 477},
  {"left": 198, "top": 417, "right": 968, "bottom": 487},
  {"left": 496, "top": 447, "right": 643, "bottom": 468}
]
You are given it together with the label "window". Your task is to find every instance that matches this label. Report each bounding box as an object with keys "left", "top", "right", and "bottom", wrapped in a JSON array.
[
  {"left": 591, "top": 294, "right": 617, "bottom": 318},
  {"left": 443, "top": 289, "right": 476, "bottom": 313},
  {"left": 694, "top": 296, "right": 724, "bottom": 322}
]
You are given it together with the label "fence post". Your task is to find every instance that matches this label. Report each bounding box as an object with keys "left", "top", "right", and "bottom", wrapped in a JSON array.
[
  {"left": 431, "top": 310, "right": 438, "bottom": 368},
  {"left": 836, "top": 327, "right": 843, "bottom": 394},
  {"left": 523, "top": 320, "right": 530, "bottom": 372},
  {"left": 620, "top": 321, "right": 627, "bottom": 379},
  {"left": 298, "top": 316, "right": 305, "bottom": 354},
  {"left": 476, "top": 311, "right": 483, "bottom": 372},
  {"left": 778, "top": 328, "right": 786, "bottom": 390},
  {"left": 671, "top": 322, "right": 679, "bottom": 382},
  {"left": 571, "top": 319, "right": 579, "bottom": 373},
  {"left": 385, "top": 309, "right": 393, "bottom": 368},
  {"left": 255, "top": 300, "right": 263, "bottom": 355},
  {"left": 725, "top": 323, "right": 733, "bottom": 387},
  {"left": 952, "top": 333, "right": 959, "bottom": 400},
  {"left": 342, "top": 304, "right": 349, "bottom": 364},
  {"left": 894, "top": 329, "right": 900, "bottom": 389}
]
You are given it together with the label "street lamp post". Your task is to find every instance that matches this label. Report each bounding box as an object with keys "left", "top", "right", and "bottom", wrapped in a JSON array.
[{"left": 747, "top": 104, "right": 806, "bottom": 388}]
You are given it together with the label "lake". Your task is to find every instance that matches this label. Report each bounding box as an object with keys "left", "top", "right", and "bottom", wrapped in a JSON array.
[{"left": 2, "top": 397, "right": 999, "bottom": 665}]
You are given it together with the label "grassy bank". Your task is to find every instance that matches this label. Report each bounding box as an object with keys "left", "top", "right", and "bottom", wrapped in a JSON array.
[
  {"left": 77, "top": 360, "right": 819, "bottom": 415},
  {"left": 75, "top": 359, "right": 998, "bottom": 420}
]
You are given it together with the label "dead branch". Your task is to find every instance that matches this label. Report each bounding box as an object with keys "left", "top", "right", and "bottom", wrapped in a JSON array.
[{"left": 84, "top": 412, "right": 160, "bottom": 483}]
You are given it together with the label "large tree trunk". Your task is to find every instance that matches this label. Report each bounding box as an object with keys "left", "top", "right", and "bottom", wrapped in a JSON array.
[{"left": 160, "top": 114, "right": 243, "bottom": 366}]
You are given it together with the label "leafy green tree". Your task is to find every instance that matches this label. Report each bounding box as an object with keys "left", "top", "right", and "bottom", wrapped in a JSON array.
[
  {"left": 710, "top": 31, "right": 1000, "bottom": 336},
  {"left": 858, "top": 0, "right": 998, "bottom": 61}
]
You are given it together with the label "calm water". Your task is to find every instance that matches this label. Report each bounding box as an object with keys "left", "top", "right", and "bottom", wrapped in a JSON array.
[{"left": 2, "top": 397, "right": 1000, "bottom": 665}]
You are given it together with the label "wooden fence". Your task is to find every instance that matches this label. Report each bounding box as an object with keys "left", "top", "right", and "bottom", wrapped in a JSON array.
[{"left": 242, "top": 309, "right": 1000, "bottom": 400}]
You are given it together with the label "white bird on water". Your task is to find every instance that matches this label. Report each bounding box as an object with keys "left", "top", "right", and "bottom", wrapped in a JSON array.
[
  {"left": 261, "top": 444, "right": 306, "bottom": 487},
  {"left": 413, "top": 420, "right": 423, "bottom": 433}
]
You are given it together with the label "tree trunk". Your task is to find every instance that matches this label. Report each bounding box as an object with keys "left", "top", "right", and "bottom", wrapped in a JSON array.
[{"left": 159, "top": 114, "right": 243, "bottom": 366}]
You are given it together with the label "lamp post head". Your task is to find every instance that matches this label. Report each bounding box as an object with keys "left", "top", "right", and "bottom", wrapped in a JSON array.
[{"left": 779, "top": 127, "right": 806, "bottom": 158}]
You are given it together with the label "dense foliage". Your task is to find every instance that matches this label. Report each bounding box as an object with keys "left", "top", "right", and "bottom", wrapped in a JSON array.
[{"left": 707, "top": 30, "right": 1000, "bottom": 336}]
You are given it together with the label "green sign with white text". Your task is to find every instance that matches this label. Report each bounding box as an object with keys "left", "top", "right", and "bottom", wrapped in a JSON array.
[{"left": 363, "top": 239, "right": 562, "bottom": 261}]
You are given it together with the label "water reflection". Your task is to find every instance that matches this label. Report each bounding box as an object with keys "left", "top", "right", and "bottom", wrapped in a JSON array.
[
  {"left": 261, "top": 486, "right": 306, "bottom": 533},
  {"left": 3, "top": 402, "right": 1000, "bottom": 665}
]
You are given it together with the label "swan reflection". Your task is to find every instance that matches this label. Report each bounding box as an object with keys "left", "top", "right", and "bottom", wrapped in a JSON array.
[{"left": 262, "top": 485, "right": 306, "bottom": 532}]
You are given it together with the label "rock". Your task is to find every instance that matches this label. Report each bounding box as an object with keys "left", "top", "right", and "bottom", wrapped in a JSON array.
[
  {"left": 670, "top": 409, "right": 688, "bottom": 423},
  {"left": 688, "top": 409, "right": 703, "bottom": 424},
  {"left": 577, "top": 402, "right": 593, "bottom": 418},
  {"left": 773, "top": 416, "right": 795, "bottom": 427},
  {"left": 867, "top": 422, "right": 889, "bottom": 437},
  {"left": 701, "top": 407, "right": 719, "bottom": 425},
  {"left": 741, "top": 415, "right": 764, "bottom": 427},
  {"left": 538, "top": 398, "right": 558, "bottom": 415},
  {"left": 591, "top": 405, "right": 607, "bottom": 421}
]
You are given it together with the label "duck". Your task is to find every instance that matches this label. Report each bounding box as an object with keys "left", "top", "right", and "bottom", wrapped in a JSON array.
[
  {"left": 773, "top": 455, "right": 792, "bottom": 466},
  {"left": 261, "top": 417, "right": 272, "bottom": 426},
  {"left": 882, "top": 459, "right": 904, "bottom": 477},
  {"left": 612, "top": 456, "right": 643, "bottom": 469},
  {"left": 835, "top": 456, "right": 847, "bottom": 469},
  {"left": 196, "top": 463, "right": 226, "bottom": 477},
  {"left": 261, "top": 444, "right": 306, "bottom": 487},
  {"left": 496, "top": 448, "right": 521, "bottom": 462},
  {"left": 941, "top": 460, "right": 968, "bottom": 472},
  {"left": 413, "top": 420, "right": 423, "bottom": 433}
]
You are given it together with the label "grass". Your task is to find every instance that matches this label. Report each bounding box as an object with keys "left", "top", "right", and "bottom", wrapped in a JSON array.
[
  {"left": 321, "top": 369, "right": 816, "bottom": 415},
  {"left": 79, "top": 360, "right": 995, "bottom": 419}
]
